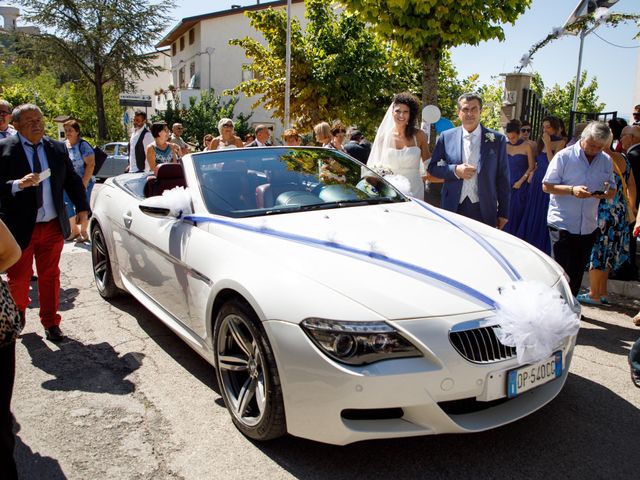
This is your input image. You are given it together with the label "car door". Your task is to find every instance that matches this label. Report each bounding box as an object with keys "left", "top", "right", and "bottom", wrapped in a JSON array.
[{"left": 111, "top": 177, "right": 193, "bottom": 328}]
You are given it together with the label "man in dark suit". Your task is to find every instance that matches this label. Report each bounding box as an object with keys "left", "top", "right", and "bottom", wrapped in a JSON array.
[
  {"left": 245, "top": 124, "right": 272, "bottom": 147},
  {"left": 427, "top": 93, "right": 510, "bottom": 228},
  {"left": 0, "top": 104, "right": 89, "bottom": 342},
  {"left": 344, "top": 128, "right": 370, "bottom": 164}
]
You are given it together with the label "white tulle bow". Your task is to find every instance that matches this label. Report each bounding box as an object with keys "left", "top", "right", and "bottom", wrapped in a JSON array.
[
  {"left": 486, "top": 281, "right": 580, "bottom": 364},
  {"left": 158, "top": 186, "right": 193, "bottom": 218},
  {"left": 384, "top": 174, "right": 412, "bottom": 197}
]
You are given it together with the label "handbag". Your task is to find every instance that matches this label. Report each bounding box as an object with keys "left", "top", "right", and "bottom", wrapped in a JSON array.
[{"left": 0, "top": 277, "right": 22, "bottom": 347}]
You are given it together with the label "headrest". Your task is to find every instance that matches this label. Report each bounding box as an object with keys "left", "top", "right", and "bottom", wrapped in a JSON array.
[{"left": 154, "top": 163, "right": 184, "bottom": 179}]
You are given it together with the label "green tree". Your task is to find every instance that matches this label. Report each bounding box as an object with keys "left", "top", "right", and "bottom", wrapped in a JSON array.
[
  {"left": 437, "top": 51, "right": 480, "bottom": 122},
  {"left": 0, "top": 66, "right": 126, "bottom": 143},
  {"left": 17, "top": 0, "right": 174, "bottom": 141},
  {"left": 540, "top": 71, "right": 605, "bottom": 130},
  {"left": 229, "top": 0, "right": 416, "bottom": 133},
  {"left": 338, "top": 0, "right": 531, "bottom": 113},
  {"left": 478, "top": 77, "right": 505, "bottom": 130},
  {"left": 230, "top": 0, "right": 482, "bottom": 134}
]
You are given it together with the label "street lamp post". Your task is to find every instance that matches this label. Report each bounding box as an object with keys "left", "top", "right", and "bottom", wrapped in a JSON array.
[
  {"left": 571, "top": 30, "right": 587, "bottom": 113},
  {"left": 206, "top": 47, "right": 215, "bottom": 91},
  {"left": 564, "top": 0, "right": 619, "bottom": 113},
  {"left": 284, "top": 0, "right": 292, "bottom": 129}
]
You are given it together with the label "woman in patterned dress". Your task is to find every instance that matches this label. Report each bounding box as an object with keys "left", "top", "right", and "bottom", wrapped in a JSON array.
[{"left": 580, "top": 147, "right": 635, "bottom": 304}]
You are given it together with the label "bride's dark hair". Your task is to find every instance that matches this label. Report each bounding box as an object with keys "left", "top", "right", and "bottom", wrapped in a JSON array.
[{"left": 393, "top": 92, "right": 420, "bottom": 138}]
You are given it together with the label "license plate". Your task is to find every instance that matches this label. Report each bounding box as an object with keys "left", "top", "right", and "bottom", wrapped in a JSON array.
[{"left": 507, "top": 351, "right": 562, "bottom": 398}]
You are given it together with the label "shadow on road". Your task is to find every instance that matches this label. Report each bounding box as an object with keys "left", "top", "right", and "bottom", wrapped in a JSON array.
[
  {"left": 104, "top": 295, "right": 220, "bottom": 394},
  {"left": 580, "top": 315, "right": 640, "bottom": 356},
  {"left": 27, "top": 278, "right": 80, "bottom": 313},
  {"left": 249, "top": 373, "right": 639, "bottom": 479},
  {"left": 13, "top": 420, "right": 66, "bottom": 480},
  {"left": 20, "top": 333, "right": 143, "bottom": 394},
  {"left": 98, "top": 295, "right": 639, "bottom": 479}
]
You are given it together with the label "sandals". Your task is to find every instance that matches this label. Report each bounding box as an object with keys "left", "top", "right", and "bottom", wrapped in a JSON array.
[{"left": 576, "top": 293, "right": 602, "bottom": 305}]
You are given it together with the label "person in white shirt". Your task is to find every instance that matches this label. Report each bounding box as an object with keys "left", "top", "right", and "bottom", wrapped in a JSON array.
[
  {"left": 128, "top": 111, "right": 154, "bottom": 173},
  {"left": 170, "top": 123, "right": 190, "bottom": 157},
  {"left": 0, "top": 100, "right": 17, "bottom": 140}
]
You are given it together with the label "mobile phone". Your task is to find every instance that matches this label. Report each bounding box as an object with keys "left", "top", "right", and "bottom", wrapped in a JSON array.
[{"left": 591, "top": 190, "right": 604, "bottom": 195}]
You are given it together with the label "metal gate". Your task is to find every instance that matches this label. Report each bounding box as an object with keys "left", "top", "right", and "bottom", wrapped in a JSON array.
[
  {"left": 520, "top": 88, "right": 550, "bottom": 140},
  {"left": 569, "top": 110, "right": 617, "bottom": 139}
]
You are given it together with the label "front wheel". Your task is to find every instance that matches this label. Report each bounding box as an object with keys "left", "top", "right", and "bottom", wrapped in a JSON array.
[
  {"left": 91, "top": 223, "right": 120, "bottom": 299},
  {"left": 214, "top": 299, "right": 286, "bottom": 441}
]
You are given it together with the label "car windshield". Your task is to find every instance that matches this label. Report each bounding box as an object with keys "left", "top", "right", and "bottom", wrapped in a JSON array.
[{"left": 192, "top": 147, "right": 407, "bottom": 218}]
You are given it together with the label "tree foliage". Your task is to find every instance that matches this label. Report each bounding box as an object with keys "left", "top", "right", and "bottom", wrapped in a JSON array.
[
  {"left": 0, "top": 67, "right": 125, "bottom": 143},
  {"left": 339, "top": 0, "right": 532, "bottom": 112},
  {"left": 478, "top": 78, "right": 505, "bottom": 131},
  {"left": 16, "top": 0, "right": 174, "bottom": 141},
  {"left": 229, "top": 0, "right": 417, "bottom": 134},
  {"left": 538, "top": 71, "right": 605, "bottom": 129},
  {"left": 152, "top": 91, "right": 252, "bottom": 151},
  {"left": 230, "top": 0, "right": 482, "bottom": 135}
]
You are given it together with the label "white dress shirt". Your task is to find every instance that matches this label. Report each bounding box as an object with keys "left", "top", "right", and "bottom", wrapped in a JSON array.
[
  {"left": 12, "top": 133, "right": 57, "bottom": 222},
  {"left": 129, "top": 127, "right": 154, "bottom": 173},
  {"left": 459, "top": 124, "right": 482, "bottom": 204}
]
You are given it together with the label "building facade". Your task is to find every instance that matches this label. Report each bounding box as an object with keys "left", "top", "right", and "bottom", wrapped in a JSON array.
[{"left": 155, "top": 0, "right": 306, "bottom": 139}]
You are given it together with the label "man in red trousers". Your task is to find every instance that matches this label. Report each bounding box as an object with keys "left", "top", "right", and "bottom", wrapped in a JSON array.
[{"left": 0, "top": 104, "right": 89, "bottom": 342}]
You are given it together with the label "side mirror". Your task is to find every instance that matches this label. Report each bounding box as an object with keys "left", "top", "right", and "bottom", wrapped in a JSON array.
[{"left": 139, "top": 196, "right": 180, "bottom": 218}]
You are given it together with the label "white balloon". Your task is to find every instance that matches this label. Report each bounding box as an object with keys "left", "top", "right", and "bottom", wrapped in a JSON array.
[{"left": 422, "top": 105, "right": 441, "bottom": 124}]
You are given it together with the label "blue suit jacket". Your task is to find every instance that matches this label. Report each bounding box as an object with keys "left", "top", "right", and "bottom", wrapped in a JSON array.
[{"left": 427, "top": 125, "right": 510, "bottom": 226}]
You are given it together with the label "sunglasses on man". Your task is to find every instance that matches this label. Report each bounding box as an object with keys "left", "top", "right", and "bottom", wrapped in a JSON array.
[
  {"left": 520, "top": 127, "right": 531, "bottom": 133},
  {"left": 633, "top": 112, "right": 640, "bottom": 117}
]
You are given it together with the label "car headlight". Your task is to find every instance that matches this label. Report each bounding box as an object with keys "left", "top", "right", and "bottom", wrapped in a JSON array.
[{"left": 300, "top": 318, "right": 422, "bottom": 366}]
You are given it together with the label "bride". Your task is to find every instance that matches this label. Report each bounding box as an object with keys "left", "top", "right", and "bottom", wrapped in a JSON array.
[{"left": 368, "top": 92, "right": 431, "bottom": 200}]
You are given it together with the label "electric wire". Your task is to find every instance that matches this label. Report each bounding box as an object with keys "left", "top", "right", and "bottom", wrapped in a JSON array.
[{"left": 593, "top": 31, "right": 640, "bottom": 49}]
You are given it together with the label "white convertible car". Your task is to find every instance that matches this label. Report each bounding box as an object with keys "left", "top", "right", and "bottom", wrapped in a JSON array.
[{"left": 90, "top": 146, "right": 579, "bottom": 445}]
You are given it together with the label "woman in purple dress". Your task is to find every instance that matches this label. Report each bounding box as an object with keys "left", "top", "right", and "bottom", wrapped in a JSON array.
[
  {"left": 504, "top": 120, "right": 535, "bottom": 237},
  {"left": 517, "top": 116, "right": 566, "bottom": 254}
]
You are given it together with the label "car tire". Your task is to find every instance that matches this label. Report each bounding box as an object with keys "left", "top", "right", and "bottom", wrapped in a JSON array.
[
  {"left": 214, "top": 299, "right": 286, "bottom": 441},
  {"left": 91, "top": 223, "right": 120, "bottom": 299}
]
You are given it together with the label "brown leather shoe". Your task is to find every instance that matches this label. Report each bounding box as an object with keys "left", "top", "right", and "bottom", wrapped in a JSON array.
[{"left": 45, "top": 326, "right": 64, "bottom": 342}]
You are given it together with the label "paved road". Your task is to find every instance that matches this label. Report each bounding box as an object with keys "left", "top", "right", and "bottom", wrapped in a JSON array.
[{"left": 11, "top": 243, "right": 640, "bottom": 479}]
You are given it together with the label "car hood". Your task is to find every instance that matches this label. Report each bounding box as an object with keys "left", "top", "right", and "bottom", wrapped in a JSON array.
[{"left": 204, "top": 201, "right": 562, "bottom": 320}]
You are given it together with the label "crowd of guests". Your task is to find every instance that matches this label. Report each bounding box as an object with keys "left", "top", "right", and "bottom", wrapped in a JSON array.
[{"left": 124, "top": 110, "right": 373, "bottom": 177}]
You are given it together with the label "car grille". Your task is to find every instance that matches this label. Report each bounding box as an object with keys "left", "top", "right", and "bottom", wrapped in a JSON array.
[{"left": 449, "top": 324, "right": 516, "bottom": 363}]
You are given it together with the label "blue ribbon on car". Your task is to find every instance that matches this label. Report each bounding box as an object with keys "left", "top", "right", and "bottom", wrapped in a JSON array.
[
  {"left": 413, "top": 199, "right": 522, "bottom": 281},
  {"left": 182, "top": 213, "right": 500, "bottom": 309}
]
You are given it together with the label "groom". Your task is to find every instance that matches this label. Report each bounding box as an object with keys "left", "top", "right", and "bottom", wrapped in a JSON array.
[{"left": 427, "top": 93, "right": 510, "bottom": 228}]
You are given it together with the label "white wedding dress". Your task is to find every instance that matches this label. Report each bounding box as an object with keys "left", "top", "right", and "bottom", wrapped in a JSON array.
[{"left": 384, "top": 142, "right": 425, "bottom": 200}]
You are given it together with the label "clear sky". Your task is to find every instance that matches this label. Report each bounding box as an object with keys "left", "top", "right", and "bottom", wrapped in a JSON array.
[{"left": 167, "top": 0, "right": 639, "bottom": 121}]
